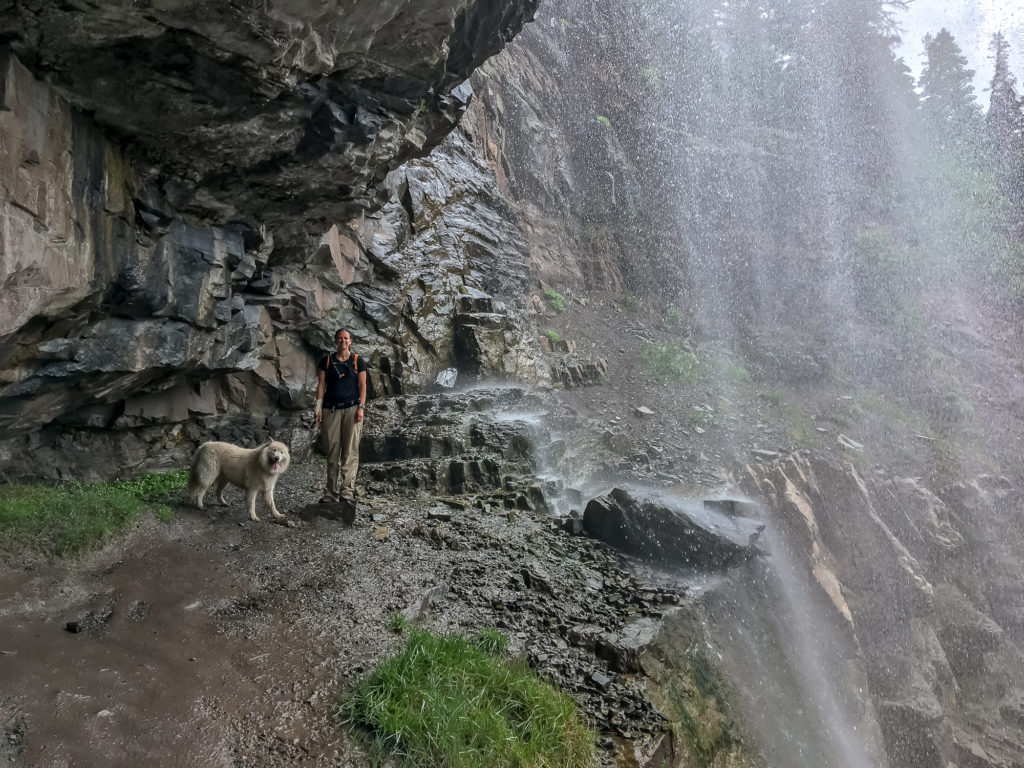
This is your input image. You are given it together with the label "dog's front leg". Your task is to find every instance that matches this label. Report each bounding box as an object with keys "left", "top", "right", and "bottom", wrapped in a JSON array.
[
  {"left": 266, "top": 488, "right": 285, "bottom": 519},
  {"left": 246, "top": 488, "right": 260, "bottom": 521}
]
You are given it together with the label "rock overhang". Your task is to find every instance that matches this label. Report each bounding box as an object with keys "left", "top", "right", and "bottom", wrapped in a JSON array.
[{"left": 0, "top": 0, "right": 538, "bottom": 254}]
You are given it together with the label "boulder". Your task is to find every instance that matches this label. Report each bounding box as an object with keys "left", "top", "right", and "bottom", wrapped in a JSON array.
[{"left": 583, "top": 488, "right": 763, "bottom": 570}]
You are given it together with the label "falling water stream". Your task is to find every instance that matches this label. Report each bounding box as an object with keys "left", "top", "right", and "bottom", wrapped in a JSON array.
[
  {"left": 525, "top": 0, "right": 1024, "bottom": 762},
  {"left": 697, "top": 516, "right": 879, "bottom": 768}
]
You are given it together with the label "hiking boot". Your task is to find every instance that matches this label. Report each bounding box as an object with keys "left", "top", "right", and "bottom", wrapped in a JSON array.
[{"left": 339, "top": 497, "right": 357, "bottom": 524}]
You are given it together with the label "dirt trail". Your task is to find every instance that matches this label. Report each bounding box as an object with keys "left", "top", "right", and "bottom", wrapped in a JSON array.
[
  {"left": 3, "top": 521, "right": 294, "bottom": 765},
  {"left": 0, "top": 460, "right": 384, "bottom": 767}
]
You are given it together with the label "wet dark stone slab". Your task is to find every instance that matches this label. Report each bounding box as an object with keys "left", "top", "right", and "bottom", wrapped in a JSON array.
[
  {"left": 583, "top": 487, "right": 763, "bottom": 570},
  {"left": 293, "top": 499, "right": 356, "bottom": 524}
]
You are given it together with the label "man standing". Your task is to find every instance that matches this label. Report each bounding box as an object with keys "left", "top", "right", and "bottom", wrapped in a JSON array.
[{"left": 314, "top": 329, "right": 368, "bottom": 505}]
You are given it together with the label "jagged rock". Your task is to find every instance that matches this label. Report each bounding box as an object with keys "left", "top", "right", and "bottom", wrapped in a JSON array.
[
  {"left": 939, "top": 476, "right": 1024, "bottom": 637},
  {"left": 555, "top": 512, "right": 586, "bottom": 536},
  {"left": 874, "top": 477, "right": 964, "bottom": 574},
  {"left": 602, "top": 430, "right": 633, "bottom": 455},
  {"left": 933, "top": 584, "right": 1004, "bottom": 677},
  {"left": 1000, "top": 691, "right": 1024, "bottom": 729},
  {"left": 554, "top": 358, "right": 608, "bottom": 388},
  {"left": 583, "top": 488, "right": 763, "bottom": 570},
  {"left": 702, "top": 497, "right": 758, "bottom": 517},
  {"left": 596, "top": 617, "right": 660, "bottom": 673},
  {"left": 521, "top": 562, "right": 553, "bottom": 593},
  {"left": 540, "top": 337, "right": 576, "bottom": 354},
  {"left": 435, "top": 368, "right": 458, "bottom": 388},
  {"left": 294, "top": 499, "right": 357, "bottom": 524},
  {"left": 358, "top": 387, "right": 541, "bottom": 497},
  {"left": 743, "top": 454, "right": 1024, "bottom": 768},
  {"left": 0, "top": 5, "right": 542, "bottom": 481},
  {"left": 589, "top": 670, "right": 612, "bottom": 690},
  {"left": 875, "top": 682, "right": 947, "bottom": 768},
  {"left": 403, "top": 582, "right": 450, "bottom": 623},
  {"left": 837, "top": 433, "right": 864, "bottom": 451}
]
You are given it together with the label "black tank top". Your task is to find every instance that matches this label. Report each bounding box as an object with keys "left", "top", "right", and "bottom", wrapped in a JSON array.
[{"left": 319, "top": 352, "right": 365, "bottom": 406}]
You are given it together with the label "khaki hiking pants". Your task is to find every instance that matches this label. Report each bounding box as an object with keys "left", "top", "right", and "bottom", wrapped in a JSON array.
[{"left": 321, "top": 405, "right": 363, "bottom": 500}]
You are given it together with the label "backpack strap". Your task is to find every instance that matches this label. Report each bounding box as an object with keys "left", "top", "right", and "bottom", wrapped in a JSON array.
[{"left": 325, "top": 351, "right": 359, "bottom": 376}]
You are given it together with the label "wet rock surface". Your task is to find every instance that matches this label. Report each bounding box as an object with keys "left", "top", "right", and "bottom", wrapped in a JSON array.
[
  {"left": 0, "top": 11, "right": 540, "bottom": 481},
  {"left": 743, "top": 454, "right": 1024, "bottom": 768},
  {"left": 583, "top": 487, "right": 763, "bottom": 570}
]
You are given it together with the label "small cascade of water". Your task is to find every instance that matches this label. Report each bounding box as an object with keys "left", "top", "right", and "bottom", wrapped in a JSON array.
[{"left": 479, "top": 384, "right": 880, "bottom": 764}]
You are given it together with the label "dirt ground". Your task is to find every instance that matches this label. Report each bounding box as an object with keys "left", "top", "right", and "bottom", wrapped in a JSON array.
[
  {"left": 1, "top": 459, "right": 418, "bottom": 766},
  {"left": 0, "top": 454, "right": 678, "bottom": 767}
]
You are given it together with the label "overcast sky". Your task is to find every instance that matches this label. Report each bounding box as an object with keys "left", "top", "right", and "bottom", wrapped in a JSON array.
[{"left": 894, "top": 0, "right": 1024, "bottom": 107}]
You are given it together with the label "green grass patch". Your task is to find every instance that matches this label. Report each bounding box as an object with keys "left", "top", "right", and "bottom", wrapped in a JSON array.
[
  {"left": 759, "top": 389, "right": 819, "bottom": 447},
  {"left": 0, "top": 470, "right": 188, "bottom": 556},
  {"left": 543, "top": 289, "right": 566, "bottom": 313},
  {"left": 544, "top": 329, "right": 560, "bottom": 343},
  {"left": 664, "top": 305, "right": 686, "bottom": 327},
  {"left": 688, "top": 407, "right": 717, "bottom": 430},
  {"left": 706, "top": 351, "right": 751, "bottom": 385},
  {"left": 638, "top": 342, "right": 705, "bottom": 384},
  {"left": 387, "top": 613, "right": 411, "bottom": 634},
  {"left": 341, "top": 627, "right": 596, "bottom": 768},
  {"left": 595, "top": 115, "right": 611, "bottom": 128}
]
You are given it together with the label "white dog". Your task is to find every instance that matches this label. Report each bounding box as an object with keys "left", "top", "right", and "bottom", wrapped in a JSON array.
[{"left": 188, "top": 439, "right": 290, "bottom": 521}]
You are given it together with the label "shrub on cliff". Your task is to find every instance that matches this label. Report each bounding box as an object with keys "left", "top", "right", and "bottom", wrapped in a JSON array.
[
  {"left": 544, "top": 289, "right": 566, "bottom": 313},
  {"left": 638, "top": 341, "right": 704, "bottom": 384}
]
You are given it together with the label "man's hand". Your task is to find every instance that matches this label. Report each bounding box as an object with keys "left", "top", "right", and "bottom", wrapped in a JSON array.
[
  {"left": 314, "top": 398, "right": 323, "bottom": 424},
  {"left": 356, "top": 406, "right": 364, "bottom": 423}
]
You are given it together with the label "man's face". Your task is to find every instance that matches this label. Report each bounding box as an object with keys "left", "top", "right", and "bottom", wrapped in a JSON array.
[{"left": 335, "top": 332, "right": 351, "bottom": 352}]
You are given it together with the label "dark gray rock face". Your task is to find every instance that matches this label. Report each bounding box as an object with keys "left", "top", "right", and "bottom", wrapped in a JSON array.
[
  {"left": 583, "top": 487, "right": 763, "bottom": 570},
  {"left": 1, "top": 0, "right": 539, "bottom": 254}
]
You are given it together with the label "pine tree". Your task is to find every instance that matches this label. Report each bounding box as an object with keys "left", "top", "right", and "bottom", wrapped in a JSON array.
[
  {"left": 919, "top": 29, "right": 981, "bottom": 146},
  {"left": 985, "top": 32, "right": 1024, "bottom": 202}
]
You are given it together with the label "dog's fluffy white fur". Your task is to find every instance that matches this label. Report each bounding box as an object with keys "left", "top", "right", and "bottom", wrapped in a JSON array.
[{"left": 188, "top": 439, "right": 290, "bottom": 521}]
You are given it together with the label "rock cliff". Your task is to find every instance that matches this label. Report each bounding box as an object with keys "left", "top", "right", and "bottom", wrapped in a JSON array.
[
  {"left": 743, "top": 455, "right": 1024, "bottom": 768},
  {"left": 1, "top": 0, "right": 538, "bottom": 252},
  {"left": 0, "top": 1, "right": 539, "bottom": 479}
]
